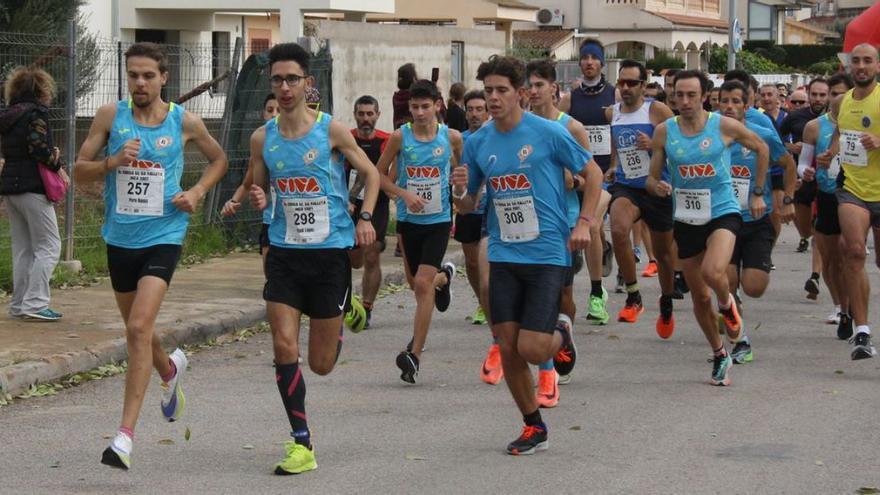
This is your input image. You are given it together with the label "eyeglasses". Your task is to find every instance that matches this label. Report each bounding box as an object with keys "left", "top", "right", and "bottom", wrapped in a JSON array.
[
  {"left": 270, "top": 74, "right": 305, "bottom": 88},
  {"left": 617, "top": 79, "right": 644, "bottom": 88},
  {"left": 790, "top": 100, "right": 806, "bottom": 105}
]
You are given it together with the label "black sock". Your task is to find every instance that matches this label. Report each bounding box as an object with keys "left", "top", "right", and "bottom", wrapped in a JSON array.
[
  {"left": 275, "top": 362, "right": 310, "bottom": 447},
  {"left": 811, "top": 272, "right": 820, "bottom": 281},
  {"left": 625, "top": 283, "right": 641, "bottom": 305},
  {"left": 590, "top": 280, "right": 603, "bottom": 297},
  {"left": 523, "top": 409, "right": 545, "bottom": 429},
  {"left": 660, "top": 295, "right": 673, "bottom": 316},
  {"left": 335, "top": 325, "right": 344, "bottom": 363},
  {"left": 674, "top": 270, "right": 684, "bottom": 279}
]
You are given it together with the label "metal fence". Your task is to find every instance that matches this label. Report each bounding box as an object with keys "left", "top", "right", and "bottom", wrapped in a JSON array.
[{"left": 0, "top": 25, "right": 333, "bottom": 286}]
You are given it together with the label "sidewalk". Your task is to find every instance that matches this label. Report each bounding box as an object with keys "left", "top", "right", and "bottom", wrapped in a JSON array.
[{"left": 0, "top": 241, "right": 463, "bottom": 395}]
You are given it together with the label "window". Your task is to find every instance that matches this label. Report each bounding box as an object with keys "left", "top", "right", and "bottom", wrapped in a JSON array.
[
  {"left": 451, "top": 41, "right": 464, "bottom": 83},
  {"left": 212, "top": 31, "right": 231, "bottom": 94},
  {"left": 748, "top": 1, "right": 776, "bottom": 41},
  {"left": 249, "top": 29, "right": 271, "bottom": 55}
]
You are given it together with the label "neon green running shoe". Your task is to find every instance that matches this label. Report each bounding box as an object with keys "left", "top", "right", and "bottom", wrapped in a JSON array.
[
  {"left": 586, "top": 287, "right": 609, "bottom": 325},
  {"left": 274, "top": 441, "right": 317, "bottom": 475},
  {"left": 344, "top": 295, "right": 367, "bottom": 333},
  {"left": 472, "top": 306, "right": 487, "bottom": 325}
]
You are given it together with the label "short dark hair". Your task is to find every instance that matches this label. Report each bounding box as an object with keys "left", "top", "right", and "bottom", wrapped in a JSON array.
[
  {"left": 710, "top": 87, "right": 721, "bottom": 94},
  {"left": 723, "top": 69, "right": 750, "bottom": 86},
  {"left": 807, "top": 76, "right": 829, "bottom": 92},
  {"left": 619, "top": 59, "right": 647, "bottom": 81},
  {"left": 263, "top": 93, "right": 276, "bottom": 106},
  {"left": 579, "top": 38, "right": 604, "bottom": 52},
  {"left": 354, "top": 95, "right": 379, "bottom": 111},
  {"left": 409, "top": 79, "right": 441, "bottom": 102},
  {"left": 477, "top": 55, "right": 526, "bottom": 89},
  {"left": 125, "top": 42, "right": 169, "bottom": 73},
  {"left": 674, "top": 70, "right": 711, "bottom": 94},
  {"left": 526, "top": 59, "right": 557, "bottom": 82},
  {"left": 268, "top": 43, "right": 310, "bottom": 73},
  {"left": 664, "top": 68, "right": 680, "bottom": 81},
  {"left": 398, "top": 63, "right": 417, "bottom": 91},
  {"left": 463, "top": 89, "right": 486, "bottom": 107},
  {"left": 719, "top": 80, "right": 748, "bottom": 101},
  {"left": 827, "top": 72, "right": 854, "bottom": 90}
]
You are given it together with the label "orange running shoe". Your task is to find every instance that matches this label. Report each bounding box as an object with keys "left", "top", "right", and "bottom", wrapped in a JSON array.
[
  {"left": 480, "top": 343, "right": 504, "bottom": 385},
  {"left": 656, "top": 312, "right": 675, "bottom": 339},
  {"left": 617, "top": 302, "right": 645, "bottom": 323},
  {"left": 641, "top": 260, "right": 659, "bottom": 277},
  {"left": 719, "top": 295, "right": 743, "bottom": 341},
  {"left": 535, "top": 369, "right": 559, "bottom": 408}
]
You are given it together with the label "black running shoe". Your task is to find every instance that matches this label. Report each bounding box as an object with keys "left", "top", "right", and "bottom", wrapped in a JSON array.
[
  {"left": 602, "top": 240, "right": 613, "bottom": 278},
  {"left": 506, "top": 425, "right": 548, "bottom": 455},
  {"left": 672, "top": 273, "right": 687, "bottom": 300},
  {"left": 615, "top": 271, "right": 625, "bottom": 293},
  {"left": 553, "top": 320, "right": 577, "bottom": 376},
  {"left": 796, "top": 238, "right": 809, "bottom": 253},
  {"left": 396, "top": 351, "right": 419, "bottom": 383},
  {"left": 850, "top": 332, "right": 877, "bottom": 360},
  {"left": 435, "top": 262, "right": 456, "bottom": 312},
  {"left": 804, "top": 277, "right": 820, "bottom": 300},
  {"left": 837, "top": 313, "right": 854, "bottom": 340}
]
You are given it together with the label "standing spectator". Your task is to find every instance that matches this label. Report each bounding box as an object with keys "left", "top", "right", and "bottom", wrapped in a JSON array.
[
  {"left": 0, "top": 67, "right": 64, "bottom": 321},
  {"left": 392, "top": 63, "right": 417, "bottom": 129},
  {"left": 445, "top": 82, "right": 467, "bottom": 132}
]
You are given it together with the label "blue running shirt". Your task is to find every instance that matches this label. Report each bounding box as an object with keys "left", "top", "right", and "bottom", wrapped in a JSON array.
[
  {"left": 462, "top": 128, "right": 486, "bottom": 215},
  {"left": 611, "top": 101, "right": 664, "bottom": 188},
  {"left": 665, "top": 113, "right": 740, "bottom": 224},
  {"left": 464, "top": 112, "right": 592, "bottom": 266},
  {"left": 551, "top": 111, "right": 582, "bottom": 229},
  {"left": 103, "top": 99, "right": 189, "bottom": 248},
  {"left": 395, "top": 123, "right": 453, "bottom": 225},
  {"left": 815, "top": 114, "right": 841, "bottom": 194},
  {"left": 729, "top": 122, "right": 784, "bottom": 222},
  {"left": 264, "top": 112, "right": 354, "bottom": 249}
]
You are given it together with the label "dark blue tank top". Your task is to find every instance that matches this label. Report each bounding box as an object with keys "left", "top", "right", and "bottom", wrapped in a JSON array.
[{"left": 569, "top": 83, "right": 616, "bottom": 172}]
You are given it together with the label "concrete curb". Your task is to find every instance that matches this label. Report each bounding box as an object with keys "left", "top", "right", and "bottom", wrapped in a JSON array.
[{"left": 0, "top": 251, "right": 465, "bottom": 397}]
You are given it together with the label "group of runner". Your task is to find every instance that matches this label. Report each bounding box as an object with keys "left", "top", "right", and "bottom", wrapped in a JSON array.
[{"left": 71, "top": 38, "right": 880, "bottom": 473}]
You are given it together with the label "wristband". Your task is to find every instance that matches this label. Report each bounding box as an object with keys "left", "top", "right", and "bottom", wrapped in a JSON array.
[
  {"left": 578, "top": 215, "right": 593, "bottom": 225},
  {"left": 452, "top": 188, "right": 468, "bottom": 200}
]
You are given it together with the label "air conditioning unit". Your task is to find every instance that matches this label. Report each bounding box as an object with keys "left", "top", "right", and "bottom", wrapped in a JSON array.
[{"left": 536, "top": 8, "right": 564, "bottom": 27}]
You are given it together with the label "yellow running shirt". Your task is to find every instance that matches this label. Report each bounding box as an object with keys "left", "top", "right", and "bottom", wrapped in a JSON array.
[{"left": 838, "top": 85, "right": 880, "bottom": 201}]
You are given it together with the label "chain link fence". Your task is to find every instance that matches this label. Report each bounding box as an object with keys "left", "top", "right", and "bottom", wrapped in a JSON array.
[{"left": 0, "top": 25, "right": 333, "bottom": 289}]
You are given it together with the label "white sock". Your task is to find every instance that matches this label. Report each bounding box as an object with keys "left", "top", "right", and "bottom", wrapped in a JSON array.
[
  {"left": 834, "top": 305, "right": 841, "bottom": 314},
  {"left": 856, "top": 325, "right": 871, "bottom": 336}
]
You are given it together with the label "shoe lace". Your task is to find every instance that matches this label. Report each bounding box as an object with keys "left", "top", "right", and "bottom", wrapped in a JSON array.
[
  {"left": 486, "top": 347, "right": 502, "bottom": 367},
  {"left": 519, "top": 425, "right": 542, "bottom": 440},
  {"left": 849, "top": 333, "right": 868, "bottom": 346},
  {"left": 556, "top": 347, "right": 573, "bottom": 363},
  {"left": 537, "top": 371, "right": 554, "bottom": 391}
]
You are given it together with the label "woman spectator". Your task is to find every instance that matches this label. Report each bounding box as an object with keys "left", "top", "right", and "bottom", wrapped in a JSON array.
[
  {"left": 445, "top": 82, "right": 468, "bottom": 132},
  {"left": 392, "top": 63, "right": 417, "bottom": 129},
  {"left": 0, "top": 67, "right": 64, "bottom": 321}
]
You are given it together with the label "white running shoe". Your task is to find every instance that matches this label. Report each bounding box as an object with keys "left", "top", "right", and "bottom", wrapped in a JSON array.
[
  {"left": 160, "top": 348, "right": 187, "bottom": 422},
  {"left": 101, "top": 432, "right": 132, "bottom": 470},
  {"left": 827, "top": 308, "right": 841, "bottom": 325}
]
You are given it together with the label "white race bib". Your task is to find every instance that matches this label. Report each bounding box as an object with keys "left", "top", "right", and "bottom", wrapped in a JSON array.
[
  {"left": 283, "top": 197, "right": 330, "bottom": 244},
  {"left": 494, "top": 195, "right": 540, "bottom": 242},
  {"left": 732, "top": 177, "right": 750, "bottom": 210},
  {"left": 674, "top": 189, "right": 711, "bottom": 225},
  {"left": 407, "top": 177, "right": 442, "bottom": 215},
  {"left": 115, "top": 165, "right": 164, "bottom": 216},
  {"left": 828, "top": 154, "right": 841, "bottom": 179},
  {"left": 618, "top": 146, "right": 650, "bottom": 179},
  {"left": 348, "top": 169, "right": 364, "bottom": 200},
  {"left": 841, "top": 130, "right": 868, "bottom": 167},
  {"left": 585, "top": 125, "right": 611, "bottom": 155}
]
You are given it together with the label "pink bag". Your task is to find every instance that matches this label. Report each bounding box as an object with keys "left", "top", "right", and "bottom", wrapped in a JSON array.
[{"left": 38, "top": 163, "right": 68, "bottom": 202}]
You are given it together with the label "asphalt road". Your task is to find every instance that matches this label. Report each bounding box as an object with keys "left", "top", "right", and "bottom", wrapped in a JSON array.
[{"left": 1, "top": 229, "right": 879, "bottom": 494}]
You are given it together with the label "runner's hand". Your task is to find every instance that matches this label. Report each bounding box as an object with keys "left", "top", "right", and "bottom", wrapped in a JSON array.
[
  {"left": 636, "top": 131, "right": 652, "bottom": 151},
  {"left": 654, "top": 180, "right": 672, "bottom": 197},
  {"left": 604, "top": 167, "right": 616, "bottom": 184},
  {"left": 221, "top": 199, "right": 241, "bottom": 217},
  {"left": 802, "top": 166, "right": 815, "bottom": 182},
  {"left": 249, "top": 184, "right": 267, "bottom": 210},
  {"left": 356, "top": 219, "right": 376, "bottom": 247},
  {"left": 785, "top": 142, "right": 803, "bottom": 156},
  {"left": 779, "top": 203, "right": 795, "bottom": 224},
  {"left": 403, "top": 191, "right": 427, "bottom": 213},
  {"left": 172, "top": 189, "right": 201, "bottom": 213},
  {"left": 860, "top": 132, "right": 880, "bottom": 151},
  {"left": 452, "top": 164, "right": 468, "bottom": 188},
  {"left": 816, "top": 150, "right": 832, "bottom": 168},
  {"left": 568, "top": 222, "right": 591, "bottom": 251},
  {"left": 111, "top": 138, "right": 140, "bottom": 169},
  {"left": 750, "top": 195, "right": 767, "bottom": 221}
]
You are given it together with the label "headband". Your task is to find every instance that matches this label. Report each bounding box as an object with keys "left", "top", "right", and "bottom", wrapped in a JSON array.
[{"left": 580, "top": 43, "right": 605, "bottom": 66}]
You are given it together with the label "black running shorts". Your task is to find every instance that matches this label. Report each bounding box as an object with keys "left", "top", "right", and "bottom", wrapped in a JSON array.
[
  {"left": 453, "top": 213, "right": 483, "bottom": 244},
  {"left": 397, "top": 221, "right": 451, "bottom": 276},
  {"left": 489, "top": 262, "right": 566, "bottom": 334},
  {"left": 609, "top": 183, "right": 674, "bottom": 233},
  {"left": 771, "top": 174, "right": 784, "bottom": 192},
  {"left": 814, "top": 191, "right": 841, "bottom": 236},
  {"left": 107, "top": 244, "right": 182, "bottom": 293},
  {"left": 730, "top": 216, "right": 775, "bottom": 272},
  {"left": 794, "top": 178, "right": 817, "bottom": 206},
  {"left": 674, "top": 213, "right": 742, "bottom": 259},
  {"left": 263, "top": 247, "right": 352, "bottom": 319},
  {"left": 259, "top": 223, "right": 270, "bottom": 250}
]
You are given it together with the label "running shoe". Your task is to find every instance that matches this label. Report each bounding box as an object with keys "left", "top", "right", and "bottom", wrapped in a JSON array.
[
  {"left": 837, "top": 313, "right": 854, "bottom": 340},
  {"left": 617, "top": 301, "right": 644, "bottom": 323},
  {"left": 850, "top": 332, "right": 877, "bottom": 360},
  {"left": 710, "top": 353, "right": 733, "bottom": 386},
  {"left": 22, "top": 308, "right": 62, "bottom": 321},
  {"left": 656, "top": 298, "right": 675, "bottom": 339},
  {"left": 435, "top": 262, "right": 456, "bottom": 312},
  {"left": 826, "top": 309, "right": 841, "bottom": 325},
  {"left": 472, "top": 306, "right": 487, "bottom": 325},
  {"left": 672, "top": 272, "right": 688, "bottom": 299},
  {"left": 364, "top": 308, "right": 372, "bottom": 330},
  {"left": 480, "top": 343, "right": 503, "bottom": 385},
  {"left": 396, "top": 351, "right": 419, "bottom": 384},
  {"left": 405, "top": 338, "right": 425, "bottom": 353},
  {"left": 394, "top": 242, "right": 403, "bottom": 257},
  {"left": 718, "top": 296, "right": 743, "bottom": 342},
  {"left": 602, "top": 240, "right": 613, "bottom": 278},
  {"left": 615, "top": 271, "right": 625, "bottom": 293},
  {"left": 633, "top": 246, "right": 643, "bottom": 264},
  {"left": 101, "top": 432, "right": 132, "bottom": 470},
  {"left": 731, "top": 338, "right": 753, "bottom": 364},
  {"left": 641, "top": 260, "right": 659, "bottom": 277},
  {"left": 586, "top": 288, "right": 610, "bottom": 325},
  {"left": 553, "top": 318, "right": 577, "bottom": 376},
  {"left": 506, "top": 425, "right": 548, "bottom": 455},
  {"left": 734, "top": 290, "right": 744, "bottom": 317},
  {"left": 535, "top": 369, "right": 560, "bottom": 408},
  {"left": 558, "top": 372, "right": 572, "bottom": 385},
  {"left": 345, "top": 295, "right": 367, "bottom": 333},
  {"left": 274, "top": 441, "right": 317, "bottom": 475},
  {"left": 804, "top": 277, "right": 820, "bottom": 301},
  {"left": 161, "top": 348, "right": 187, "bottom": 422},
  {"left": 796, "top": 238, "right": 809, "bottom": 253}
]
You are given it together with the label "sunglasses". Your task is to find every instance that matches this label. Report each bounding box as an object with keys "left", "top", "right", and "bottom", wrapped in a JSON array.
[
  {"left": 617, "top": 79, "right": 644, "bottom": 88},
  {"left": 790, "top": 100, "right": 806, "bottom": 105}
]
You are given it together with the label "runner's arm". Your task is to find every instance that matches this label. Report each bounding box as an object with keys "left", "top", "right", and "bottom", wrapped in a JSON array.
[
  {"left": 180, "top": 111, "right": 228, "bottom": 202},
  {"left": 646, "top": 123, "right": 670, "bottom": 197},
  {"left": 649, "top": 100, "right": 675, "bottom": 124},
  {"left": 248, "top": 127, "right": 269, "bottom": 210},
  {"left": 330, "top": 120, "right": 379, "bottom": 216},
  {"left": 798, "top": 120, "right": 818, "bottom": 180},
  {"left": 449, "top": 129, "right": 463, "bottom": 168},
  {"left": 604, "top": 106, "right": 617, "bottom": 182},
  {"left": 74, "top": 103, "right": 121, "bottom": 183},
  {"left": 724, "top": 117, "right": 769, "bottom": 190}
]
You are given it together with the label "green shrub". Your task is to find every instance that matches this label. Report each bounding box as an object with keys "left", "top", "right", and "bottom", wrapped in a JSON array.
[{"left": 646, "top": 50, "right": 684, "bottom": 72}]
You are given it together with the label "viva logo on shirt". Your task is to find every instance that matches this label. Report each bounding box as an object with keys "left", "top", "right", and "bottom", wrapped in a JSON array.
[
  {"left": 406, "top": 166, "right": 441, "bottom": 179},
  {"left": 678, "top": 163, "right": 716, "bottom": 179},
  {"left": 490, "top": 173, "right": 532, "bottom": 192},
  {"left": 275, "top": 177, "right": 322, "bottom": 194}
]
